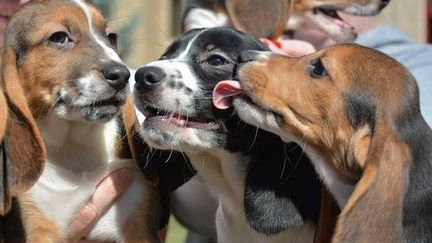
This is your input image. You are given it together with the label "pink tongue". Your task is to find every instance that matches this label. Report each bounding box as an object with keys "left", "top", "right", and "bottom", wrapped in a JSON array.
[{"left": 212, "top": 80, "right": 243, "bottom": 109}]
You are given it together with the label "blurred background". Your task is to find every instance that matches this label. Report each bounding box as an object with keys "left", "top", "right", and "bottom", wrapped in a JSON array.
[
  {"left": 92, "top": 0, "right": 432, "bottom": 242},
  {"left": 96, "top": 0, "right": 431, "bottom": 69}
]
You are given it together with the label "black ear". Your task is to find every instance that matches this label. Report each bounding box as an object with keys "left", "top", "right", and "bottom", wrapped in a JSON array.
[{"left": 244, "top": 142, "right": 320, "bottom": 235}]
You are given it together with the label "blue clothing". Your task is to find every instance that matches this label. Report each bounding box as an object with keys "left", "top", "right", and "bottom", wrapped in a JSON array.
[{"left": 355, "top": 26, "right": 432, "bottom": 126}]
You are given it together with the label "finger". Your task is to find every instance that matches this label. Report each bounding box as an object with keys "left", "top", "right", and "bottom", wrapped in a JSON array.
[
  {"left": 279, "top": 39, "right": 316, "bottom": 56},
  {"left": 261, "top": 38, "right": 316, "bottom": 56},
  {"left": 66, "top": 168, "right": 134, "bottom": 242}
]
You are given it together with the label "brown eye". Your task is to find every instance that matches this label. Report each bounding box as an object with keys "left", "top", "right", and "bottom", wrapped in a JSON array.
[
  {"left": 107, "top": 33, "right": 118, "bottom": 48},
  {"left": 49, "top": 31, "right": 72, "bottom": 45}
]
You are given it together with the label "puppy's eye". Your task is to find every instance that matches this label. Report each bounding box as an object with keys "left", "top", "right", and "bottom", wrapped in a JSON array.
[
  {"left": 206, "top": 55, "right": 227, "bottom": 66},
  {"left": 107, "top": 33, "right": 118, "bottom": 48},
  {"left": 49, "top": 31, "right": 72, "bottom": 45},
  {"left": 309, "top": 59, "right": 328, "bottom": 78}
]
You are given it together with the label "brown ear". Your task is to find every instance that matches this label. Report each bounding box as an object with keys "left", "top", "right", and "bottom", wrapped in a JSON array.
[
  {"left": 1, "top": 47, "right": 46, "bottom": 215},
  {"left": 314, "top": 187, "right": 339, "bottom": 243},
  {"left": 333, "top": 134, "right": 410, "bottom": 242},
  {"left": 225, "top": 0, "right": 292, "bottom": 39},
  {"left": 121, "top": 97, "right": 160, "bottom": 186}
]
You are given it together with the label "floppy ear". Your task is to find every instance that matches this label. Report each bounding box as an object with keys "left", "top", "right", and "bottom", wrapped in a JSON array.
[
  {"left": 0, "top": 47, "right": 46, "bottom": 215},
  {"left": 314, "top": 187, "right": 339, "bottom": 243},
  {"left": 121, "top": 97, "right": 195, "bottom": 228},
  {"left": 0, "top": 88, "right": 6, "bottom": 140},
  {"left": 244, "top": 143, "right": 320, "bottom": 235},
  {"left": 225, "top": 0, "right": 292, "bottom": 39},
  {"left": 333, "top": 134, "right": 410, "bottom": 242}
]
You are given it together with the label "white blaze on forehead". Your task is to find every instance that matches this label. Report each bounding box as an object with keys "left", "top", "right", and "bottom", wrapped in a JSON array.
[
  {"left": 72, "top": 0, "right": 122, "bottom": 63},
  {"left": 177, "top": 30, "right": 204, "bottom": 60},
  {"left": 147, "top": 29, "right": 206, "bottom": 92}
]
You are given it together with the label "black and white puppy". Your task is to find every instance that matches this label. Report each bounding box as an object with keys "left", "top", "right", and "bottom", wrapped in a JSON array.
[{"left": 133, "top": 27, "right": 321, "bottom": 242}]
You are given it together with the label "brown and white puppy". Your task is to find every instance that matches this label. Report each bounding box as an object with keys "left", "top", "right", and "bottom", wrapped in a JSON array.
[
  {"left": 214, "top": 44, "right": 432, "bottom": 242},
  {"left": 1, "top": 0, "right": 175, "bottom": 242},
  {"left": 183, "top": 0, "right": 390, "bottom": 41}
]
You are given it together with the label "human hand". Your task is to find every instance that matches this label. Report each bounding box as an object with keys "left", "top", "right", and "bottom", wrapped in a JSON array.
[
  {"left": 65, "top": 168, "right": 134, "bottom": 243},
  {"left": 261, "top": 38, "right": 316, "bottom": 57}
]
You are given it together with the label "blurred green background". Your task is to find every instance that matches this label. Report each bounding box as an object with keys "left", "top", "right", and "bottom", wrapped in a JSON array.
[{"left": 166, "top": 216, "right": 188, "bottom": 243}]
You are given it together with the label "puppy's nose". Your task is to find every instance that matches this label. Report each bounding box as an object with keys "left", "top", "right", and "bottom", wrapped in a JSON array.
[
  {"left": 135, "top": 66, "right": 166, "bottom": 87},
  {"left": 102, "top": 63, "right": 130, "bottom": 91},
  {"left": 379, "top": 0, "right": 390, "bottom": 10}
]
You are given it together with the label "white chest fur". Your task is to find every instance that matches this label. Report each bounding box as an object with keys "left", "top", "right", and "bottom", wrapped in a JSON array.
[
  {"left": 30, "top": 114, "right": 147, "bottom": 240},
  {"left": 187, "top": 150, "right": 314, "bottom": 243}
]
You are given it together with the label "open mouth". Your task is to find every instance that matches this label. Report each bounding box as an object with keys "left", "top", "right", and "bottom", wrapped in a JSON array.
[
  {"left": 141, "top": 103, "right": 220, "bottom": 130},
  {"left": 57, "top": 96, "right": 125, "bottom": 109},
  {"left": 90, "top": 97, "right": 125, "bottom": 107},
  {"left": 313, "top": 8, "right": 353, "bottom": 30}
]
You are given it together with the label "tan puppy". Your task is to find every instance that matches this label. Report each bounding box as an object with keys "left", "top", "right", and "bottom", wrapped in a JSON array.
[
  {"left": 1, "top": 0, "right": 173, "bottom": 242},
  {"left": 213, "top": 44, "right": 432, "bottom": 242},
  {"left": 183, "top": 0, "right": 391, "bottom": 40}
]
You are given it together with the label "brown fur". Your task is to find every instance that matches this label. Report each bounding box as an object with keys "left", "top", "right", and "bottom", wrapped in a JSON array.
[
  {"left": 122, "top": 184, "right": 161, "bottom": 243},
  {"left": 314, "top": 187, "right": 339, "bottom": 243},
  {"left": 13, "top": 2, "right": 104, "bottom": 117},
  {"left": 19, "top": 194, "right": 61, "bottom": 243},
  {"left": 238, "top": 44, "right": 412, "bottom": 242}
]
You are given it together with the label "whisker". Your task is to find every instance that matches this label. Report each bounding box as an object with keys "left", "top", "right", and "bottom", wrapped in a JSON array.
[
  {"left": 164, "top": 148, "right": 174, "bottom": 164},
  {"left": 176, "top": 145, "right": 195, "bottom": 177},
  {"left": 247, "top": 126, "right": 259, "bottom": 152}
]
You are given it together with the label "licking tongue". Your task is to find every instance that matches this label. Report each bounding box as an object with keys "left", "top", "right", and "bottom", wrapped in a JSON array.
[{"left": 212, "top": 80, "right": 243, "bottom": 109}]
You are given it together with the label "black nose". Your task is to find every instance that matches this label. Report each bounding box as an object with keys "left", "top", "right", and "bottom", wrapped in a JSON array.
[
  {"left": 379, "top": 0, "right": 390, "bottom": 10},
  {"left": 102, "top": 63, "right": 130, "bottom": 91},
  {"left": 238, "top": 50, "right": 261, "bottom": 64},
  {"left": 135, "top": 66, "right": 166, "bottom": 88}
]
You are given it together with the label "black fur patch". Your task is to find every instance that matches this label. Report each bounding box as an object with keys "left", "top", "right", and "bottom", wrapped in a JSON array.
[
  {"left": 344, "top": 92, "right": 376, "bottom": 133},
  {"left": 244, "top": 142, "right": 320, "bottom": 235}
]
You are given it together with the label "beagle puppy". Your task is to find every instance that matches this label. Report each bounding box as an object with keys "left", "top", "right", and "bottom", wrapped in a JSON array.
[
  {"left": 132, "top": 27, "right": 323, "bottom": 243},
  {"left": 214, "top": 44, "right": 432, "bottom": 242},
  {"left": 0, "top": 0, "right": 189, "bottom": 242},
  {"left": 183, "top": 0, "right": 390, "bottom": 41}
]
